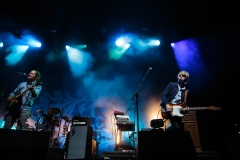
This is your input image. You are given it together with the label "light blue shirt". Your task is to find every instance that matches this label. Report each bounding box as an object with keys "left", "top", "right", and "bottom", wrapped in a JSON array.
[
  {"left": 171, "top": 84, "right": 185, "bottom": 104},
  {"left": 10, "top": 81, "right": 42, "bottom": 110}
]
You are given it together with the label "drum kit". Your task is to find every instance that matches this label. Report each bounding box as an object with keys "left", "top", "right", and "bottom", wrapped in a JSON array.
[{"left": 25, "top": 107, "right": 72, "bottom": 147}]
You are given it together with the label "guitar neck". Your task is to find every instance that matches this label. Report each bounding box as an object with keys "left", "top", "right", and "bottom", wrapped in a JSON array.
[
  {"left": 169, "top": 104, "right": 221, "bottom": 111},
  {"left": 16, "top": 88, "right": 30, "bottom": 99},
  {"left": 16, "top": 82, "right": 38, "bottom": 99},
  {"left": 16, "top": 82, "right": 42, "bottom": 99},
  {"left": 189, "top": 107, "right": 211, "bottom": 110}
]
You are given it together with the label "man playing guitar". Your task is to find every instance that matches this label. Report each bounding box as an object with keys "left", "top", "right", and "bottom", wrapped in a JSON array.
[
  {"left": 160, "top": 70, "right": 189, "bottom": 131},
  {"left": 3, "top": 70, "right": 42, "bottom": 130}
]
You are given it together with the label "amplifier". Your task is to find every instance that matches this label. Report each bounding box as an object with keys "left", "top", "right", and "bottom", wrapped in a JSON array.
[{"left": 72, "top": 116, "right": 91, "bottom": 125}]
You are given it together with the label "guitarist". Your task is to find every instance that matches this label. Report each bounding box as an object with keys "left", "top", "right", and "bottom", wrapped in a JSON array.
[
  {"left": 160, "top": 70, "right": 190, "bottom": 131},
  {"left": 3, "top": 70, "right": 42, "bottom": 130}
]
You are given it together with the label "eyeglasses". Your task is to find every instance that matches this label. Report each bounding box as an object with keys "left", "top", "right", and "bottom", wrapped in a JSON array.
[{"left": 179, "top": 74, "right": 186, "bottom": 77}]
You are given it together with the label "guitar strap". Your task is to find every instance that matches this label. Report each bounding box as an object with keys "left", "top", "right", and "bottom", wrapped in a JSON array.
[{"left": 183, "top": 89, "right": 188, "bottom": 106}]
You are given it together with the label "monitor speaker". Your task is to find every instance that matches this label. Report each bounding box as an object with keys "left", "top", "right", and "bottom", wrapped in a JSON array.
[
  {"left": 138, "top": 131, "right": 196, "bottom": 159},
  {"left": 0, "top": 129, "right": 50, "bottom": 159},
  {"left": 66, "top": 125, "right": 93, "bottom": 159}
]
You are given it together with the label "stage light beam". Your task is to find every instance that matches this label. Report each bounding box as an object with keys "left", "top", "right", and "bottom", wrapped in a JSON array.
[
  {"left": 26, "top": 37, "right": 41, "bottom": 47},
  {"left": 109, "top": 44, "right": 130, "bottom": 60},
  {"left": 66, "top": 45, "right": 93, "bottom": 77},
  {"left": 5, "top": 45, "right": 29, "bottom": 66},
  {"left": 66, "top": 46, "right": 83, "bottom": 64},
  {"left": 28, "top": 40, "right": 41, "bottom": 47},
  {"left": 71, "top": 45, "right": 87, "bottom": 50}
]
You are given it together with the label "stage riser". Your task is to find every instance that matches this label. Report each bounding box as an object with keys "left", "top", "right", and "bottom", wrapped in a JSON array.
[{"left": 0, "top": 129, "right": 50, "bottom": 159}]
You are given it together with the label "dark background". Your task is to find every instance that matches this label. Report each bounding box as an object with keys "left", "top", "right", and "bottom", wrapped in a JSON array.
[{"left": 0, "top": 0, "right": 239, "bottom": 158}]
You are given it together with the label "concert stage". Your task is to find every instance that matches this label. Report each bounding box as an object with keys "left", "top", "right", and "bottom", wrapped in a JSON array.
[
  {"left": 101, "top": 151, "right": 220, "bottom": 160},
  {"left": 102, "top": 131, "right": 225, "bottom": 160},
  {"left": 0, "top": 127, "right": 96, "bottom": 159},
  {"left": 0, "top": 128, "right": 232, "bottom": 159},
  {"left": 0, "top": 128, "right": 50, "bottom": 159}
]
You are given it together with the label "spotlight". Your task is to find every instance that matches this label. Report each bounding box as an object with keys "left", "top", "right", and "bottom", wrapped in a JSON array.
[
  {"left": 116, "top": 39, "right": 125, "bottom": 47},
  {"left": 155, "top": 40, "right": 160, "bottom": 46},
  {"left": 171, "top": 43, "right": 175, "bottom": 47},
  {"left": 36, "top": 42, "right": 41, "bottom": 47},
  {"left": 28, "top": 40, "right": 41, "bottom": 47},
  {"left": 147, "top": 40, "right": 160, "bottom": 46},
  {"left": 0, "top": 42, "right": 3, "bottom": 47},
  {"left": 115, "top": 36, "right": 131, "bottom": 47}
]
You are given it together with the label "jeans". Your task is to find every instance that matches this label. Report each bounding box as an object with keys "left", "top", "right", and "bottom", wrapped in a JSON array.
[
  {"left": 4, "top": 107, "right": 30, "bottom": 130},
  {"left": 167, "top": 116, "right": 183, "bottom": 131}
]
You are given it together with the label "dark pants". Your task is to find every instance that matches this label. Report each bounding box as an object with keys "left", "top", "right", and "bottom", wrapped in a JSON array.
[
  {"left": 167, "top": 116, "right": 184, "bottom": 131},
  {"left": 4, "top": 107, "right": 30, "bottom": 130}
]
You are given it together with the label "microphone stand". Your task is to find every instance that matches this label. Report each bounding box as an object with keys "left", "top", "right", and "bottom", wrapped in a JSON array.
[
  {"left": 131, "top": 67, "right": 152, "bottom": 149},
  {"left": 0, "top": 73, "right": 23, "bottom": 104}
]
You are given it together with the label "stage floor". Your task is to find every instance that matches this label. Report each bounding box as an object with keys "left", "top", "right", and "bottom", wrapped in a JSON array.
[{"left": 101, "top": 150, "right": 220, "bottom": 160}]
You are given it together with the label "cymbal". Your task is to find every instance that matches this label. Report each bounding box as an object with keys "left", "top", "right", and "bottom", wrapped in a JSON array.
[
  {"left": 47, "top": 108, "right": 61, "bottom": 114},
  {"left": 61, "top": 115, "right": 69, "bottom": 121}
]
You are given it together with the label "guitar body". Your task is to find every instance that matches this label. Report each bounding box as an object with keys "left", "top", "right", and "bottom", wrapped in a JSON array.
[
  {"left": 6, "top": 95, "right": 23, "bottom": 111},
  {"left": 161, "top": 103, "right": 185, "bottom": 119}
]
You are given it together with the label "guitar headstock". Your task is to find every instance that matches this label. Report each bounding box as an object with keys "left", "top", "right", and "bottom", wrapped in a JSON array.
[{"left": 209, "top": 106, "right": 221, "bottom": 110}]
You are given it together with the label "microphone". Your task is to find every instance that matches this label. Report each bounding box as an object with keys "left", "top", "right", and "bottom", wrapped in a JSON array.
[
  {"left": 149, "top": 67, "right": 152, "bottom": 70},
  {"left": 18, "top": 72, "right": 26, "bottom": 76}
]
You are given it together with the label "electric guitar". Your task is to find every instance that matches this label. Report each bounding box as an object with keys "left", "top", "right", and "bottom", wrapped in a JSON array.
[
  {"left": 6, "top": 82, "right": 43, "bottom": 111},
  {"left": 161, "top": 103, "right": 221, "bottom": 119}
]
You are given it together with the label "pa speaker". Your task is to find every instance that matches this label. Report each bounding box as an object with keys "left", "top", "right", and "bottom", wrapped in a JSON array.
[
  {"left": 138, "top": 131, "right": 196, "bottom": 160},
  {"left": 66, "top": 125, "right": 93, "bottom": 159},
  {"left": 0, "top": 128, "right": 50, "bottom": 159}
]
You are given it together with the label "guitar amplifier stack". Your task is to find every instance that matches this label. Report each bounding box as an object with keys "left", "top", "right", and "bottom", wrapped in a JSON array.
[
  {"left": 72, "top": 116, "right": 91, "bottom": 126},
  {"left": 65, "top": 116, "right": 94, "bottom": 159}
]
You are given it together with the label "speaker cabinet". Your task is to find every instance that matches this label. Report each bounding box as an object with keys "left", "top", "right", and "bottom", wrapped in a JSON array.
[
  {"left": 182, "top": 111, "right": 202, "bottom": 151},
  {"left": 138, "top": 131, "right": 196, "bottom": 159},
  {"left": 66, "top": 125, "right": 93, "bottom": 159},
  {"left": 0, "top": 128, "right": 50, "bottom": 159}
]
